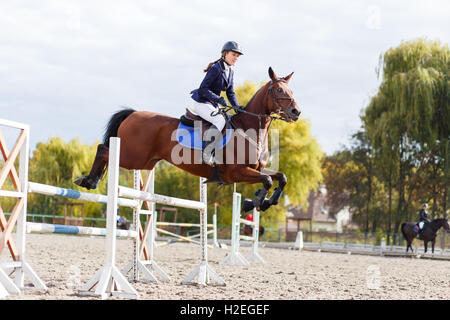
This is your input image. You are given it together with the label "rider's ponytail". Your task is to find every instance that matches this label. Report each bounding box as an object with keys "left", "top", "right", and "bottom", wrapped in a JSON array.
[
  {"left": 203, "top": 58, "right": 222, "bottom": 72},
  {"left": 204, "top": 52, "right": 228, "bottom": 72}
]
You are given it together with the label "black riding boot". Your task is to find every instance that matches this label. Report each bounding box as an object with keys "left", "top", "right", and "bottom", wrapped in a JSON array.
[{"left": 202, "top": 125, "right": 222, "bottom": 166}]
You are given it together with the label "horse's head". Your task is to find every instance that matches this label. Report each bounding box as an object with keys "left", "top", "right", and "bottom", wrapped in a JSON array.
[
  {"left": 267, "top": 67, "right": 301, "bottom": 122},
  {"left": 443, "top": 218, "right": 449, "bottom": 232}
]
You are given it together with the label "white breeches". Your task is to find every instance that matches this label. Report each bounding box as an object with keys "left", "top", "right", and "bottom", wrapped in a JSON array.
[
  {"left": 418, "top": 221, "right": 424, "bottom": 229},
  {"left": 190, "top": 101, "right": 226, "bottom": 132}
]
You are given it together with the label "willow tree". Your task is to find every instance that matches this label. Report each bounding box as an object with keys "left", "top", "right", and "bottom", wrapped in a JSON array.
[{"left": 364, "top": 39, "right": 449, "bottom": 232}]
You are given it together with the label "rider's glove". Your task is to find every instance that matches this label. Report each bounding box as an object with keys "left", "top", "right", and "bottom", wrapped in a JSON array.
[{"left": 217, "top": 97, "right": 227, "bottom": 107}]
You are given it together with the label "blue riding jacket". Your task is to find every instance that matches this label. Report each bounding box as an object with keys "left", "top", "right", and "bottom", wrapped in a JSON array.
[{"left": 190, "top": 59, "right": 239, "bottom": 107}]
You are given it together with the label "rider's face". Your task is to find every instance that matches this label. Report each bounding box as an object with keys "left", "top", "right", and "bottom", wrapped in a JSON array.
[{"left": 224, "top": 51, "right": 240, "bottom": 66}]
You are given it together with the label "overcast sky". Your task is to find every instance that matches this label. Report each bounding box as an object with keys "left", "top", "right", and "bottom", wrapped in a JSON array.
[{"left": 1, "top": 0, "right": 449, "bottom": 156}]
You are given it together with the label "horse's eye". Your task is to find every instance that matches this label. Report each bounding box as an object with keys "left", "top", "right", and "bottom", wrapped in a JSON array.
[{"left": 277, "top": 88, "right": 283, "bottom": 93}]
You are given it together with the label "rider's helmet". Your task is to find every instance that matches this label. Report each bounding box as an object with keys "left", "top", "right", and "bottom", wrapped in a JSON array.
[
  {"left": 222, "top": 41, "right": 244, "bottom": 55},
  {"left": 422, "top": 203, "right": 428, "bottom": 208}
]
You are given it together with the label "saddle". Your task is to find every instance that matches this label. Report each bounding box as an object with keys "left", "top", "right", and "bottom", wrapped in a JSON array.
[
  {"left": 178, "top": 108, "right": 232, "bottom": 185},
  {"left": 180, "top": 108, "right": 229, "bottom": 140}
]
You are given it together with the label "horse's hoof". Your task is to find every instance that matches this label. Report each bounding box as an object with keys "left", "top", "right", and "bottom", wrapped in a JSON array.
[
  {"left": 242, "top": 198, "right": 255, "bottom": 212},
  {"left": 259, "top": 199, "right": 271, "bottom": 211},
  {"left": 74, "top": 176, "right": 86, "bottom": 187},
  {"left": 74, "top": 176, "right": 96, "bottom": 190}
]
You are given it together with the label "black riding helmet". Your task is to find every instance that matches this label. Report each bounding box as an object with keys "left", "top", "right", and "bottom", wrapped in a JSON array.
[{"left": 222, "top": 41, "right": 243, "bottom": 55}]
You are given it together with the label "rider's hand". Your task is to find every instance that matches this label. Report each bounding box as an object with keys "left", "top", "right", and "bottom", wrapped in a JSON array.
[{"left": 217, "top": 97, "right": 227, "bottom": 106}]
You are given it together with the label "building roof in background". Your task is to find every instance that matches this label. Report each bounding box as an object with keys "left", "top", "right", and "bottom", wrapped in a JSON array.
[{"left": 286, "top": 186, "right": 336, "bottom": 223}]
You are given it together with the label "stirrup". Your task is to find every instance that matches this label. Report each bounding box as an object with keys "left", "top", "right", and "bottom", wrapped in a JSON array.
[{"left": 203, "top": 166, "right": 224, "bottom": 184}]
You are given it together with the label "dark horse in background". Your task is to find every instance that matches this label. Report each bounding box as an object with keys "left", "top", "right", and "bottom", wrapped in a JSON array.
[
  {"left": 401, "top": 218, "right": 449, "bottom": 253},
  {"left": 74, "top": 67, "right": 301, "bottom": 213}
]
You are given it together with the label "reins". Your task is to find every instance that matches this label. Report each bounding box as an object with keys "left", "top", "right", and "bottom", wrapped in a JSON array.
[
  {"left": 211, "top": 78, "right": 294, "bottom": 122},
  {"left": 208, "top": 78, "right": 295, "bottom": 163}
]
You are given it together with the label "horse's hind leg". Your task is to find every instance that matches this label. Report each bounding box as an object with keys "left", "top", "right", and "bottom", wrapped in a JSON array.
[
  {"left": 74, "top": 144, "right": 109, "bottom": 190},
  {"left": 406, "top": 242, "right": 413, "bottom": 253}
]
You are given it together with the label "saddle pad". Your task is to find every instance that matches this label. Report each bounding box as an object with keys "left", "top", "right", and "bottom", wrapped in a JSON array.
[{"left": 176, "top": 122, "right": 232, "bottom": 150}]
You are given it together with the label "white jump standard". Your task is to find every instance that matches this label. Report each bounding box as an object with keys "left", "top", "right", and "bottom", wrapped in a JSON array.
[
  {"left": 121, "top": 169, "right": 171, "bottom": 284},
  {"left": 221, "top": 192, "right": 265, "bottom": 266},
  {"left": 0, "top": 119, "right": 47, "bottom": 298},
  {"left": 78, "top": 138, "right": 139, "bottom": 299}
]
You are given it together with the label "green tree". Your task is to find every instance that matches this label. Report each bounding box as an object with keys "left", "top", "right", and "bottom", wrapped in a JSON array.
[{"left": 364, "top": 38, "right": 449, "bottom": 235}]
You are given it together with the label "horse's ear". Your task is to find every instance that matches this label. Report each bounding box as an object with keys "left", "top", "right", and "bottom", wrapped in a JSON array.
[
  {"left": 284, "top": 72, "right": 294, "bottom": 82},
  {"left": 268, "top": 67, "right": 278, "bottom": 81}
]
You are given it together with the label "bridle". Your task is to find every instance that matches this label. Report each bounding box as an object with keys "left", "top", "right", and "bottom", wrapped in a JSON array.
[
  {"left": 266, "top": 78, "right": 296, "bottom": 121},
  {"left": 210, "top": 78, "right": 298, "bottom": 163},
  {"left": 215, "top": 78, "right": 297, "bottom": 122}
]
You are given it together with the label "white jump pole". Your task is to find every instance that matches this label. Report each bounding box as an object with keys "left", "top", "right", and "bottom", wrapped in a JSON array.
[
  {"left": 79, "top": 137, "right": 138, "bottom": 299},
  {"left": 26, "top": 222, "right": 137, "bottom": 238},
  {"left": 28, "top": 182, "right": 138, "bottom": 208}
]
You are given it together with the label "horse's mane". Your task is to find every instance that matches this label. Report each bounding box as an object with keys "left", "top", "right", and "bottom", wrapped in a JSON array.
[
  {"left": 245, "top": 82, "right": 269, "bottom": 108},
  {"left": 431, "top": 217, "right": 447, "bottom": 224},
  {"left": 428, "top": 218, "right": 449, "bottom": 232}
]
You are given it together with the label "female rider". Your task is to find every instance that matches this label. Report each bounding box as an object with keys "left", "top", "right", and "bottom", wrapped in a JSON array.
[{"left": 190, "top": 41, "right": 243, "bottom": 166}]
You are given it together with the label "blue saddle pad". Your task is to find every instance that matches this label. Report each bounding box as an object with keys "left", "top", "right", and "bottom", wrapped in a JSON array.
[{"left": 176, "top": 121, "right": 232, "bottom": 150}]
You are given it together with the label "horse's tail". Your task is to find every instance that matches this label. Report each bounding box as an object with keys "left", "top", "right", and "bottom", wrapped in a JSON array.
[{"left": 103, "top": 108, "right": 136, "bottom": 146}]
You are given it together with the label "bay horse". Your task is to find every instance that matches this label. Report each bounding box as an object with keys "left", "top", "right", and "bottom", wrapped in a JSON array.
[
  {"left": 401, "top": 218, "right": 449, "bottom": 254},
  {"left": 74, "top": 67, "right": 301, "bottom": 212}
]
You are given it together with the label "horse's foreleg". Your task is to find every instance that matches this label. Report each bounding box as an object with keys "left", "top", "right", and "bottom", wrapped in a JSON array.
[
  {"left": 74, "top": 144, "right": 109, "bottom": 190},
  {"left": 258, "top": 169, "right": 287, "bottom": 211},
  {"left": 431, "top": 239, "right": 435, "bottom": 254},
  {"left": 229, "top": 166, "right": 273, "bottom": 212},
  {"left": 424, "top": 241, "right": 427, "bottom": 253}
]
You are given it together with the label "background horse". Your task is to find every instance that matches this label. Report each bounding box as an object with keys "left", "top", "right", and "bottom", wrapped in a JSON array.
[
  {"left": 75, "top": 67, "right": 301, "bottom": 213},
  {"left": 401, "top": 218, "right": 449, "bottom": 253}
]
